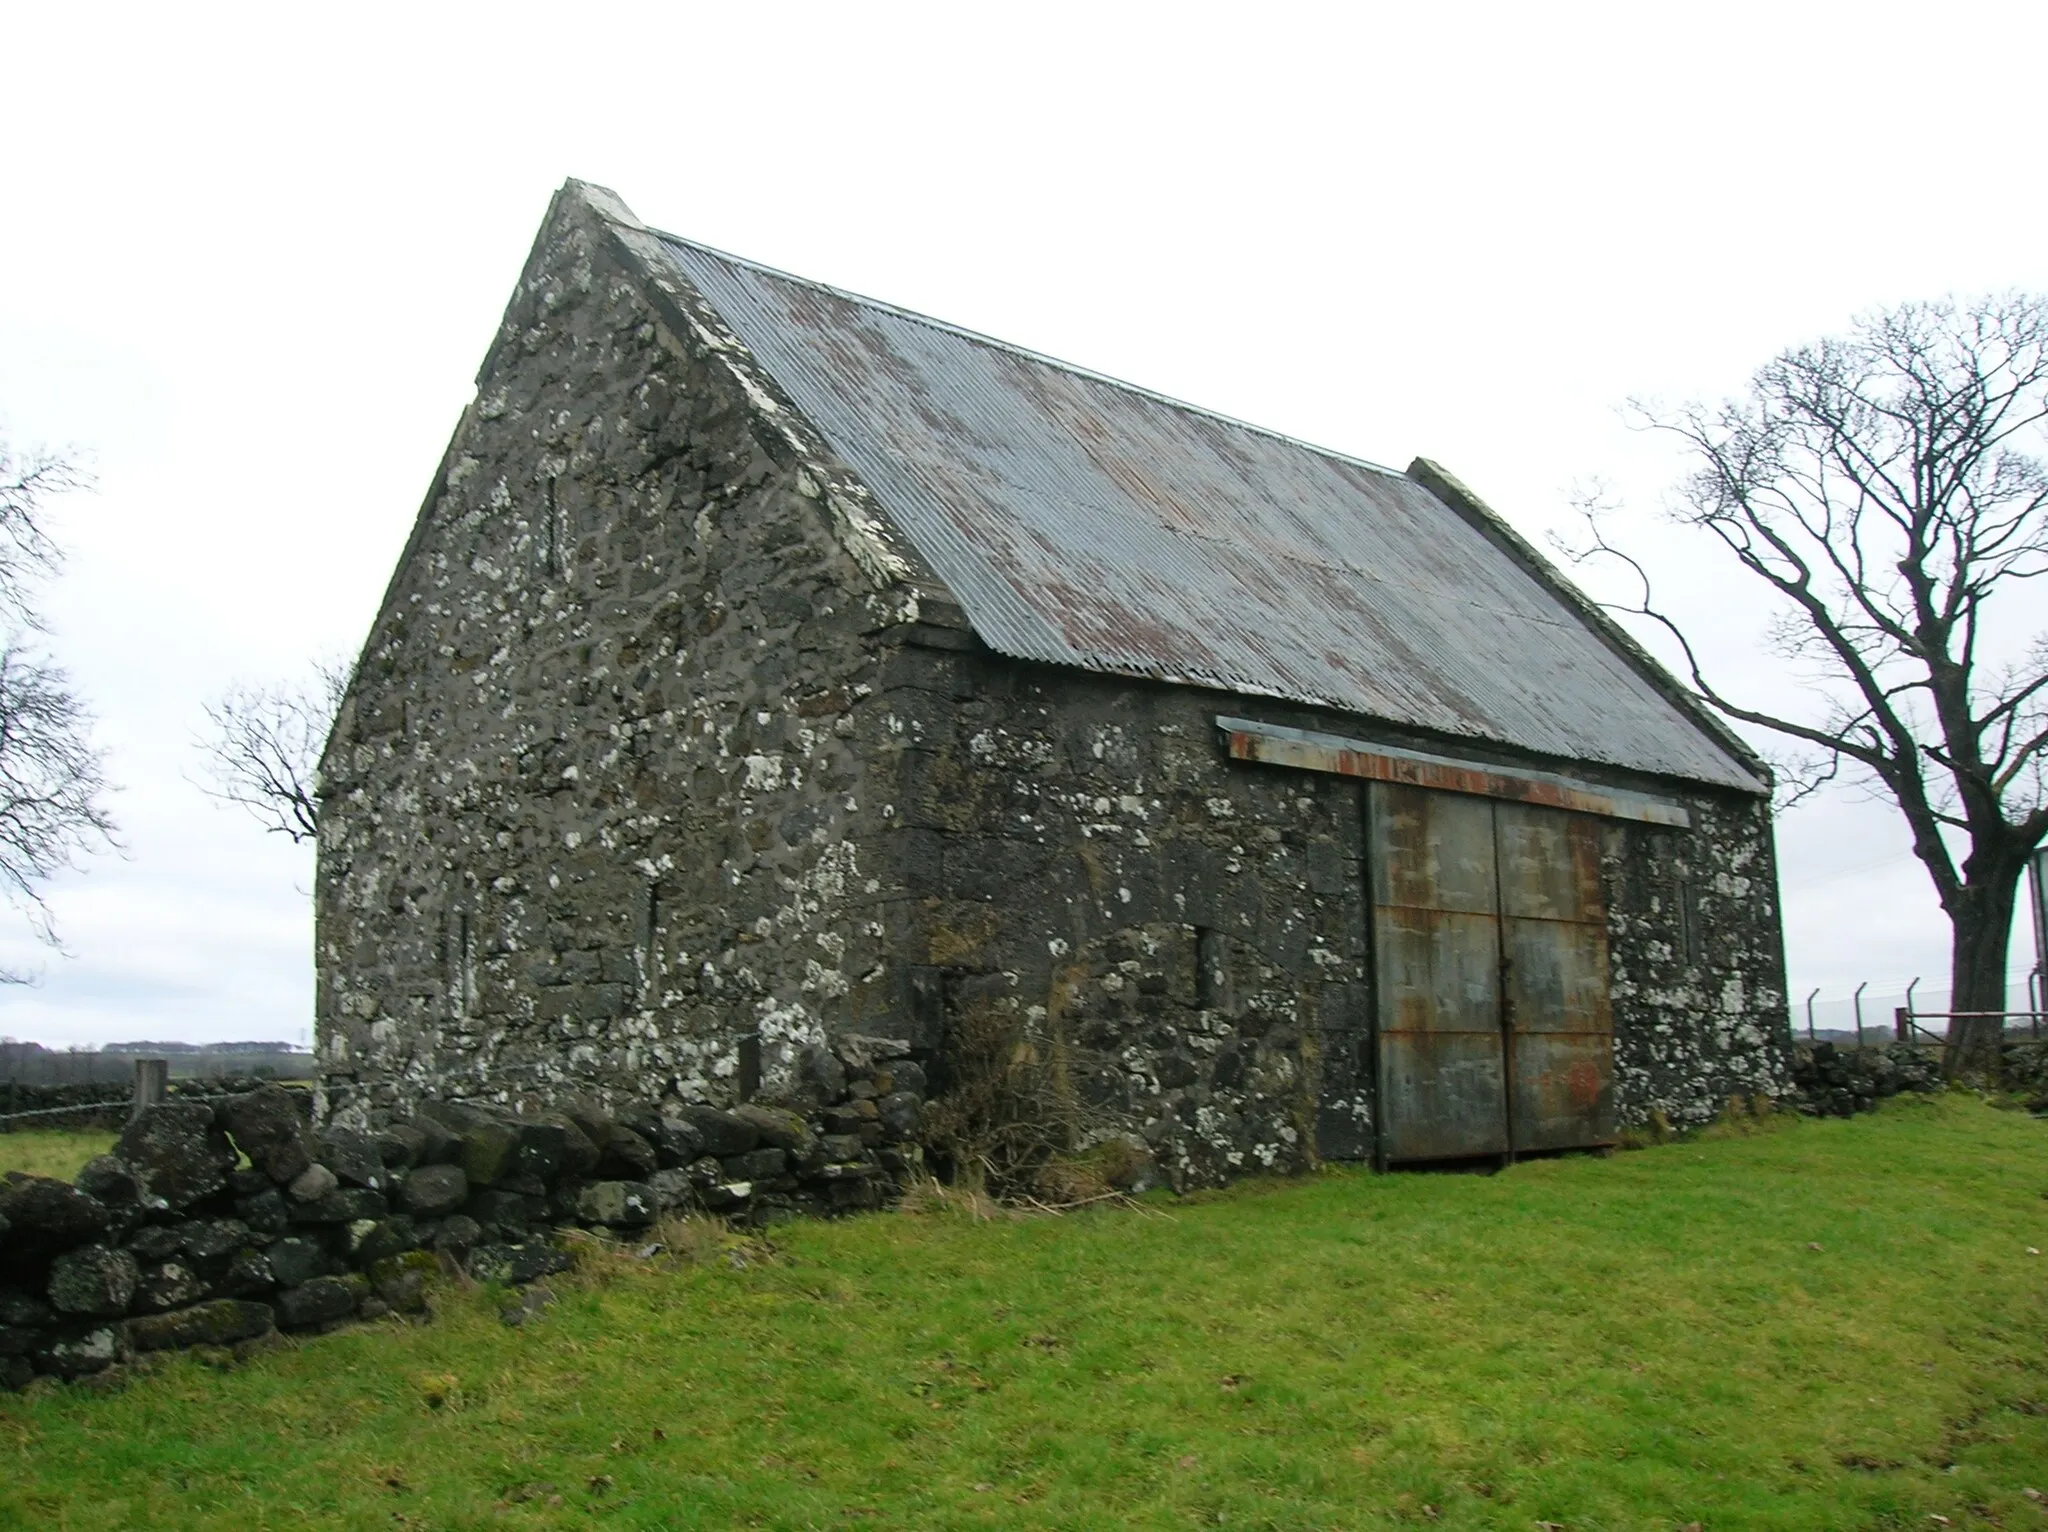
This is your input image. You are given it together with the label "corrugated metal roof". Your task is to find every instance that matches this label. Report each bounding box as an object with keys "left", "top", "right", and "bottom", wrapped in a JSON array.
[{"left": 652, "top": 234, "right": 1761, "bottom": 793}]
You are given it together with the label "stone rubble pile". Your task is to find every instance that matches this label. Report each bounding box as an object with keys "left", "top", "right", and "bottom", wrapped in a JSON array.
[
  {"left": 1995, "top": 1037, "right": 2048, "bottom": 1103},
  {"left": 1789, "top": 1041, "right": 1944, "bottom": 1117},
  {"left": 1791, "top": 1036, "right": 2048, "bottom": 1117},
  {"left": 0, "top": 1036, "right": 927, "bottom": 1390}
]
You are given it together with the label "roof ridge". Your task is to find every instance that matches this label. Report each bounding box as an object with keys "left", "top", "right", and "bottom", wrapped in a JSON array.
[{"left": 650, "top": 230, "right": 1413, "bottom": 487}]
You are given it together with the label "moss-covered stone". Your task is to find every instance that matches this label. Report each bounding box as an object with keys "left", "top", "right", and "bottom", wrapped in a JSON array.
[{"left": 125, "top": 1299, "right": 275, "bottom": 1352}]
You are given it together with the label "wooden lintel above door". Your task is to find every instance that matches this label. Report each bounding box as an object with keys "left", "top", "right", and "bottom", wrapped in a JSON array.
[{"left": 1217, "top": 717, "right": 1690, "bottom": 830}]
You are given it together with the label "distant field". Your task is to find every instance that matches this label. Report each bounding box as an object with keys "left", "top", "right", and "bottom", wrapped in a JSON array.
[
  {"left": 0, "top": 1130, "right": 114, "bottom": 1181},
  {"left": 3, "top": 1095, "right": 2046, "bottom": 1530}
]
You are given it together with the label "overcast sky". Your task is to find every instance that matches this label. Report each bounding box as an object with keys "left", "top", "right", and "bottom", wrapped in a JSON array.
[{"left": 0, "top": 2, "right": 2043, "bottom": 1046}]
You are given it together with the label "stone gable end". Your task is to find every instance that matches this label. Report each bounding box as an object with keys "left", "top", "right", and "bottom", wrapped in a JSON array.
[{"left": 318, "top": 191, "right": 923, "bottom": 1117}]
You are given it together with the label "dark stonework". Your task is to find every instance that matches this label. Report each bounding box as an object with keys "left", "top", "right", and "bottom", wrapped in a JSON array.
[
  {"left": 0, "top": 1176, "right": 111, "bottom": 1259},
  {"left": 397, "top": 1163, "right": 468, "bottom": 1217},
  {"left": 313, "top": 184, "right": 1792, "bottom": 1182},
  {"left": 115, "top": 1104, "right": 237, "bottom": 1213},
  {"left": 48, "top": 1245, "right": 139, "bottom": 1317},
  {"left": 218, "top": 1085, "right": 317, "bottom": 1185},
  {"left": 126, "top": 1299, "right": 275, "bottom": 1353}
]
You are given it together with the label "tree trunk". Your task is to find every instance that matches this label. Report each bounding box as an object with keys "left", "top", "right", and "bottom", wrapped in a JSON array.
[{"left": 1943, "top": 863, "right": 2026, "bottom": 1082}]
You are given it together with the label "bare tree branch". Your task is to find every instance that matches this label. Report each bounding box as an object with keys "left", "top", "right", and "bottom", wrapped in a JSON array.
[
  {"left": 1560, "top": 294, "right": 2048, "bottom": 1079},
  {"left": 0, "top": 435, "right": 116, "bottom": 981},
  {"left": 0, "top": 442, "right": 81, "bottom": 632},
  {"left": 193, "top": 660, "right": 349, "bottom": 843}
]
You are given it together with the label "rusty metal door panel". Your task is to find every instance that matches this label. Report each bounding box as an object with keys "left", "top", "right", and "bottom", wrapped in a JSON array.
[
  {"left": 1507, "top": 1032, "right": 1616, "bottom": 1151},
  {"left": 1380, "top": 1032, "right": 1511, "bottom": 1161},
  {"left": 1496, "top": 801, "right": 1614, "bottom": 1150},
  {"left": 1495, "top": 803, "right": 1605, "bottom": 920},
  {"left": 1370, "top": 783, "right": 1498, "bottom": 915},
  {"left": 1371, "top": 781, "right": 1508, "bottom": 1161},
  {"left": 1376, "top": 908, "right": 1502, "bottom": 1032},
  {"left": 1502, "top": 918, "right": 1612, "bottom": 1034},
  {"left": 1371, "top": 785, "right": 1617, "bottom": 1162}
]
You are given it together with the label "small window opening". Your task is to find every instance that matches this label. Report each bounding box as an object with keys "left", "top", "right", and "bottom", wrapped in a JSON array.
[
  {"left": 541, "top": 475, "right": 566, "bottom": 577},
  {"left": 448, "top": 908, "right": 475, "bottom": 1018},
  {"left": 737, "top": 1034, "right": 762, "bottom": 1102},
  {"left": 1674, "top": 876, "right": 1702, "bottom": 967},
  {"left": 638, "top": 881, "right": 660, "bottom": 1002},
  {"left": 1195, "top": 927, "right": 1235, "bottom": 1013}
]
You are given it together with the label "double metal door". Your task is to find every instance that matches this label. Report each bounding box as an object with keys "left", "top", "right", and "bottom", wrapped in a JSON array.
[{"left": 1371, "top": 781, "right": 1614, "bottom": 1163}]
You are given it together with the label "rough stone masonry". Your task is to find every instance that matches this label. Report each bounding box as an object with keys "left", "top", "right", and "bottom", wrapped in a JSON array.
[
  {"left": 315, "top": 182, "right": 1792, "bottom": 1186},
  {"left": 2, "top": 1080, "right": 924, "bottom": 1389}
]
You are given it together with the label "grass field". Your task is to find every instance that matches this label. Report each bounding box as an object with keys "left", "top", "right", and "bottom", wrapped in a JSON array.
[
  {"left": 3, "top": 1095, "right": 2046, "bottom": 1530},
  {"left": 0, "top": 1129, "right": 115, "bottom": 1181}
]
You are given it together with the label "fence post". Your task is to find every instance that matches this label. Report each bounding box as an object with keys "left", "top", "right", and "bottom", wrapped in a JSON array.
[
  {"left": 131, "top": 1058, "right": 168, "bottom": 1119},
  {"left": 1895, "top": 1007, "right": 1910, "bottom": 1043}
]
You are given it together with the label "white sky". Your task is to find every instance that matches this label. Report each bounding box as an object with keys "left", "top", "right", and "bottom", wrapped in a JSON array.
[{"left": 0, "top": 1, "right": 2043, "bottom": 1045}]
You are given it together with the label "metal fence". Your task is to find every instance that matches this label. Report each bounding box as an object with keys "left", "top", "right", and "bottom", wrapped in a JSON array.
[
  {"left": 0, "top": 1058, "right": 312, "bottom": 1133},
  {"left": 1795, "top": 1008, "right": 2046, "bottom": 1050},
  {"left": 1889, "top": 1010, "right": 2045, "bottom": 1048},
  {"left": 1796, "top": 972, "right": 2046, "bottom": 1047}
]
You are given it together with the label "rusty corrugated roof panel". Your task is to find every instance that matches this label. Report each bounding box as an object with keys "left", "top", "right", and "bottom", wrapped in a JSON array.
[{"left": 652, "top": 234, "right": 1762, "bottom": 794}]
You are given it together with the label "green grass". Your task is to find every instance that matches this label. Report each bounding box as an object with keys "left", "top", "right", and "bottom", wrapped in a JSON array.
[
  {"left": 0, "top": 1129, "right": 114, "bottom": 1181},
  {"left": 4, "top": 1095, "right": 2047, "bottom": 1530}
]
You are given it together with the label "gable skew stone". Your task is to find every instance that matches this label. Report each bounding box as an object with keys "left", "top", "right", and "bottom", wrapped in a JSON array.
[{"left": 564, "top": 181, "right": 922, "bottom": 599}]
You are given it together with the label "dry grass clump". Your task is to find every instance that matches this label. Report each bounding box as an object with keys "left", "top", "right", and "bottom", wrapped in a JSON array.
[
  {"left": 898, "top": 1147, "right": 1154, "bottom": 1222},
  {"left": 1023, "top": 1136, "right": 1157, "bottom": 1209},
  {"left": 653, "top": 1212, "right": 743, "bottom": 1265},
  {"left": 920, "top": 996, "right": 1143, "bottom": 1206},
  {"left": 894, "top": 1176, "right": 1012, "bottom": 1222},
  {"left": 549, "top": 1212, "right": 779, "bottom": 1290}
]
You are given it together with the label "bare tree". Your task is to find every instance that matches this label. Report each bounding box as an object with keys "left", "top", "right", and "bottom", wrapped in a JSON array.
[
  {"left": 0, "top": 438, "right": 116, "bottom": 979},
  {"left": 1571, "top": 294, "right": 2048, "bottom": 1078},
  {"left": 194, "top": 660, "right": 348, "bottom": 844}
]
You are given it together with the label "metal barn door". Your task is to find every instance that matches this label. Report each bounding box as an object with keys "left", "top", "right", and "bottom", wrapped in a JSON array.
[
  {"left": 1371, "top": 785, "right": 1511, "bottom": 1161},
  {"left": 1371, "top": 782, "right": 1614, "bottom": 1162}
]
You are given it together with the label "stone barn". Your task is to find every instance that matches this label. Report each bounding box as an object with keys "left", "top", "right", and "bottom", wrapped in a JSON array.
[{"left": 315, "top": 181, "right": 1792, "bottom": 1184}]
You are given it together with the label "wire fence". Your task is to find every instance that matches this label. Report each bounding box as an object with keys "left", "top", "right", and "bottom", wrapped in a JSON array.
[
  {"left": 1793, "top": 972, "right": 2046, "bottom": 1045},
  {"left": 0, "top": 1075, "right": 310, "bottom": 1133},
  {"left": 1794, "top": 1007, "right": 2047, "bottom": 1050}
]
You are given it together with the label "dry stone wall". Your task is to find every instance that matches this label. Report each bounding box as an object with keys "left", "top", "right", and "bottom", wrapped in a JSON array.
[
  {"left": 1788, "top": 1038, "right": 2048, "bottom": 1116},
  {"left": 1789, "top": 1041, "right": 1944, "bottom": 1116},
  {"left": 2, "top": 1057, "right": 928, "bottom": 1389}
]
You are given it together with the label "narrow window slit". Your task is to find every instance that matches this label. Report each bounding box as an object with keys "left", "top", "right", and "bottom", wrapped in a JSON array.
[
  {"left": 1674, "top": 875, "right": 1702, "bottom": 967},
  {"left": 541, "top": 475, "right": 564, "bottom": 576},
  {"left": 638, "top": 881, "right": 659, "bottom": 1002},
  {"left": 737, "top": 1034, "right": 762, "bottom": 1102},
  {"left": 448, "top": 908, "right": 475, "bottom": 1018}
]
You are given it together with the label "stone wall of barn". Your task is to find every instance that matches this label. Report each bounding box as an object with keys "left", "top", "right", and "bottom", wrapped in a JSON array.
[
  {"left": 1603, "top": 791, "right": 1793, "bottom": 1126},
  {"left": 316, "top": 192, "right": 931, "bottom": 1122},
  {"left": 860, "top": 642, "right": 1376, "bottom": 1189},
  {"left": 858, "top": 636, "right": 1792, "bottom": 1180}
]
